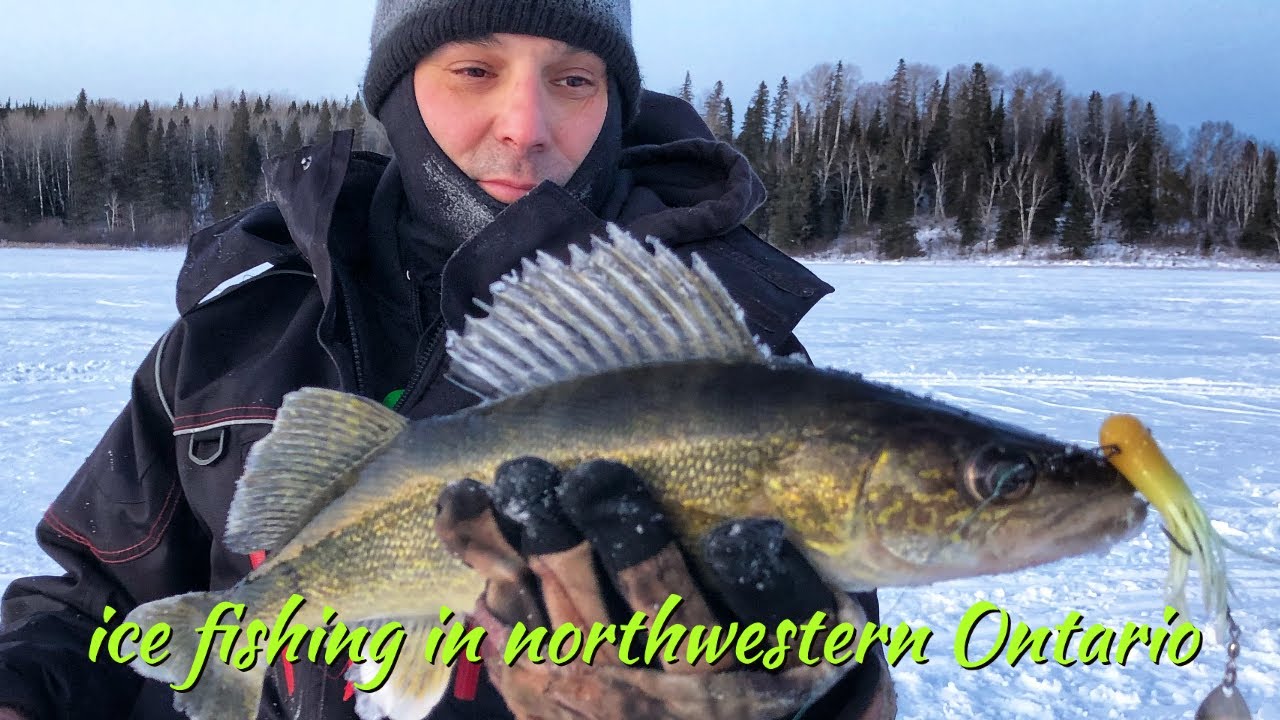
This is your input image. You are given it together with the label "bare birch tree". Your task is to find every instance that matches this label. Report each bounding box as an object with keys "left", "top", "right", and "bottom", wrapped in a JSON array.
[
  {"left": 1008, "top": 144, "right": 1054, "bottom": 251},
  {"left": 1074, "top": 131, "right": 1137, "bottom": 240}
]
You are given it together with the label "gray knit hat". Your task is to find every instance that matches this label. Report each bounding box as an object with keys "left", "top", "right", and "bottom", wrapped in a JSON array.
[{"left": 363, "top": 0, "right": 639, "bottom": 124}]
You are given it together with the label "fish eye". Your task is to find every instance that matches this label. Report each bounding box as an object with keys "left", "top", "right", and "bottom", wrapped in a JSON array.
[{"left": 963, "top": 444, "right": 1037, "bottom": 504}]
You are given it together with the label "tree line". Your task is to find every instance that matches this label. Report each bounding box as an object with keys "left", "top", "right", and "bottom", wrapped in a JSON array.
[
  {"left": 682, "top": 60, "right": 1278, "bottom": 259},
  {"left": 1, "top": 58, "right": 1277, "bottom": 259},
  {"left": 0, "top": 90, "right": 385, "bottom": 246}
]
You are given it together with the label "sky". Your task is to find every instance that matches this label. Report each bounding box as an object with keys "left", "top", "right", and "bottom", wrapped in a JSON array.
[{"left": 1, "top": 0, "right": 1277, "bottom": 144}]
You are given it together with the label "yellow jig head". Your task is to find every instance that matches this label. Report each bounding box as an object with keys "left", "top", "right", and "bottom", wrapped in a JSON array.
[{"left": 1100, "top": 413, "right": 1262, "bottom": 720}]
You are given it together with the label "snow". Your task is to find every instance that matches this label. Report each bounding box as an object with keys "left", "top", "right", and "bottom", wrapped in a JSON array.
[{"left": 1, "top": 247, "right": 1278, "bottom": 718}]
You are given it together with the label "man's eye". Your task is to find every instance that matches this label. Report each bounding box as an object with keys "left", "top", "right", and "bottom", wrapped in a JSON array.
[
  {"left": 560, "top": 76, "right": 593, "bottom": 89},
  {"left": 457, "top": 67, "right": 489, "bottom": 79}
]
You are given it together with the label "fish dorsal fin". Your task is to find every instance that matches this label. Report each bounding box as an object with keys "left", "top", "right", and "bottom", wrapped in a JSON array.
[
  {"left": 446, "top": 224, "right": 769, "bottom": 401},
  {"left": 224, "top": 387, "right": 407, "bottom": 554}
]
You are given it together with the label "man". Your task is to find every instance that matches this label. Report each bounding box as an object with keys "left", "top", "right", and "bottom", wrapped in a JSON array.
[{"left": 0, "top": 1, "right": 894, "bottom": 718}]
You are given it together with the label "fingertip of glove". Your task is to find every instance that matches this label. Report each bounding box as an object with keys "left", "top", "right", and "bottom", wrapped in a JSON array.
[
  {"left": 494, "top": 456, "right": 582, "bottom": 555},
  {"left": 702, "top": 518, "right": 834, "bottom": 624},
  {"left": 557, "top": 460, "right": 651, "bottom": 522},
  {"left": 558, "top": 459, "right": 674, "bottom": 572},
  {"left": 436, "top": 478, "right": 492, "bottom": 522}
]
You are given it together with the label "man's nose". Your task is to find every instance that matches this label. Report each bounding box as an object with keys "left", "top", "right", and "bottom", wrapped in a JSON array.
[{"left": 494, "top": 73, "right": 551, "bottom": 153}]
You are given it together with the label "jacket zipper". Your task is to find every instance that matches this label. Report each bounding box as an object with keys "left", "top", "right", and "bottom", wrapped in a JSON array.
[{"left": 393, "top": 317, "right": 446, "bottom": 413}]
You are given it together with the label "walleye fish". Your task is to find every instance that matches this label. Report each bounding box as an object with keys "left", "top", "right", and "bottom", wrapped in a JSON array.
[{"left": 124, "top": 226, "right": 1147, "bottom": 720}]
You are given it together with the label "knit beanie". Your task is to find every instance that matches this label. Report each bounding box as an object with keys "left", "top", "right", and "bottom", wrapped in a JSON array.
[{"left": 364, "top": 0, "right": 639, "bottom": 124}]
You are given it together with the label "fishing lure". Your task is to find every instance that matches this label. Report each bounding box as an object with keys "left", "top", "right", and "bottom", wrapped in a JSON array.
[{"left": 1099, "top": 413, "right": 1259, "bottom": 720}]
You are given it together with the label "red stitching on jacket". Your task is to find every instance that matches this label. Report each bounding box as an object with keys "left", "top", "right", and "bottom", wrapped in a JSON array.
[
  {"left": 172, "top": 405, "right": 277, "bottom": 421},
  {"left": 42, "top": 478, "right": 181, "bottom": 564},
  {"left": 172, "top": 413, "right": 277, "bottom": 432}
]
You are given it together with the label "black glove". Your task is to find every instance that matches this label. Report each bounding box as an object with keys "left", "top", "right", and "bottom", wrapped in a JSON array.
[{"left": 434, "top": 457, "right": 896, "bottom": 720}]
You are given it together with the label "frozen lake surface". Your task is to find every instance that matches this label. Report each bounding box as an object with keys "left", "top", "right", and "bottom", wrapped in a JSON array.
[{"left": 1, "top": 247, "right": 1277, "bottom": 718}]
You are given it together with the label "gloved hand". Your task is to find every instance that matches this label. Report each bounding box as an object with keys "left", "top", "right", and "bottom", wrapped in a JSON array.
[{"left": 434, "top": 457, "right": 896, "bottom": 720}]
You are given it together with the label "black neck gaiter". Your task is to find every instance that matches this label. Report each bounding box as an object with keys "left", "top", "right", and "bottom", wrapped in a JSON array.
[
  {"left": 377, "top": 70, "right": 624, "bottom": 262},
  {"left": 360, "top": 69, "right": 624, "bottom": 403}
]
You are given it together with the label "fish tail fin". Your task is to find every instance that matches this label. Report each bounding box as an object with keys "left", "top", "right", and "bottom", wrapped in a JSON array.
[{"left": 125, "top": 590, "right": 264, "bottom": 720}]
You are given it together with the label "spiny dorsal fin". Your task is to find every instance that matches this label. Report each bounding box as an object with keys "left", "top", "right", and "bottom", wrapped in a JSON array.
[
  {"left": 224, "top": 387, "right": 407, "bottom": 554},
  {"left": 446, "top": 224, "right": 769, "bottom": 401}
]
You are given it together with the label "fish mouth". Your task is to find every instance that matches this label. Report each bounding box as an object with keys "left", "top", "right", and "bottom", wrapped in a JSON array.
[{"left": 1018, "top": 490, "right": 1150, "bottom": 563}]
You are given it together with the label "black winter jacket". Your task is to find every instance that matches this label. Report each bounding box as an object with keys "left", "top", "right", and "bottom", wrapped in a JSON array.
[{"left": 0, "top": 90, "right": 883, "bottom": 720}]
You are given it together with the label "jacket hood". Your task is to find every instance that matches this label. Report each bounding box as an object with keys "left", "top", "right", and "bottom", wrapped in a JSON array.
[{"left": 615, "top": 91, "right": 768, "bottom": 244}]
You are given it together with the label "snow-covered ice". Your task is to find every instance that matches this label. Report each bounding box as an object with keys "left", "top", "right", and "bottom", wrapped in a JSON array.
[{"left": 1, "top": 248, "right": 1277, "bottom": 718}]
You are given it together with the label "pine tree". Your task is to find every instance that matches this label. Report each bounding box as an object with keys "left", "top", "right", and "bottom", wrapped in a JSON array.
[
  {"left": 213, "top": 93, "right": 260, "bottom": 215},
  {"left": 767, "top": 104, "right": 813, "bottom": 248},
  {"left": 258, "top": 119, "right": 273, "bottom": 161},
  {"left": 950, "top": 64, "right": 992, "bottom": 229},
  {"left": 314, "top": 100, "right": 333, "bottom": 144},
  {"left": 1121, "top": 102, "right": 1159, "bottom": 242},
  {"left": 120, "top": 101, "right": 154, "bottom": 210},
  {"left": 920, "top": 77, "right": 949, "bottom": 172},
  {"left": 71, "top": 116, "right": 106, "bottom": 224},
  {"left": 988, "top": 91, "right": 1007, "bottom": 169},
  {"left": 878, "top": 173, "right": 922, "bottom": 258},
  {"left": 269, "top": 120, "right": 285, "bottom": 158},
  {"left": 168, "top": 117, "right": 193, "bottom": 213},
  {"left": 737, "top": 82, "right": 770, "bottom": 169},
  {"left": 678, "top": 72, "right": 694, "bottom": 104},
  {"left": 73, "top": 89, "right": 89, "bottom": 121},
  {"left": 202, "top": 124, "right": 220, "bottom": 182},
  {"left": 767, "top": 159, "right": 812, "bottom": 248},
  {"left": 701, "top": 81, "right": 726, "bottom": 139},
  {"left": 1082, "top": 91, "right": 1104, "bottom": 155},
  {"left": 993, "top": 203, "right": 1020, "bottom": 251},
  {"left": 887, "top": 59, "right": 910, "bottom": 132},
  {"left": 147, "top": 118, "right": 173, "bottom": 212},
  {"left": 1060, "top": 187, "right": 1095, "bottom": 258},
  {"left": 1241, "top": 148, "right": 1278, "bottom": 255},
  {"left": 718, "top": 98, "right": 734, "bottom": 144},
  {"left": 918, "top": 76, "right": 950, "bottom": 217},
  {"left": 253, "top": 96, "right": 266, "bottom": 116},
  {"left": 769, "top": 77, "right": 790, "bottom": 146},
  {"left": 284, "top": 116, "right": 303, "bottom": 152},
  {"left": 1032, "top": 90, "right": 1070, "bottom": 238},
  {"left": 348, "top": 96, "right": 367, "bottom": 149},
  {"left": 175, "top": 93, "right": 185, "bottom": 111},
  {"left": 956, "top": 190, "right": 982, "bottom": 248}
]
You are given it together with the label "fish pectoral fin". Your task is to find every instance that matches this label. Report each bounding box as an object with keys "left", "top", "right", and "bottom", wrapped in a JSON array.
[
  {"left": 350, "top": 615, "right": 475, "bottom": 720},
  {"left": 224, "top": 387, "right": 408, "bottom": 555}
]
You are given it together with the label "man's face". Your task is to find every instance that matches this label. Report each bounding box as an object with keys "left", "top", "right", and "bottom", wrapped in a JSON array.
[{"left": 414, "top": 33, "right": 609, "bottom": 204}]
